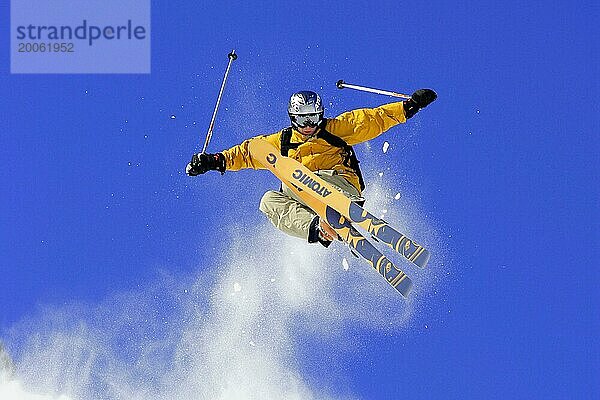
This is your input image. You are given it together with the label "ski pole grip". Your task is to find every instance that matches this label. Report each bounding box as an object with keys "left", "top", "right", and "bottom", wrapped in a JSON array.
[
  {"left": 336, "top": 80, "right": 345, "bottom": 89},
  {"left": 228, "top": 50, "right": 237, "bottom": 60}
]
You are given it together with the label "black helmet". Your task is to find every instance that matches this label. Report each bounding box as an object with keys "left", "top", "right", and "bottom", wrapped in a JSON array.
[{"left": 288, "top": 91, "right": 324, "bottom": 130}]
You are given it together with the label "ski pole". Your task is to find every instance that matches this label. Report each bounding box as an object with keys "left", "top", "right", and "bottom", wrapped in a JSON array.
[
  {"left": 201, "top": 50, "right": 238, "bottom": 154},
  {"left": 336, "top": 80, "right": 411, "bottom": 100}
]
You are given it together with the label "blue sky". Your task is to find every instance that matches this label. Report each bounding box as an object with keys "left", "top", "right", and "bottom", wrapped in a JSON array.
[{"left": 1, "top": 0, "right": 598, "bottom": 399}]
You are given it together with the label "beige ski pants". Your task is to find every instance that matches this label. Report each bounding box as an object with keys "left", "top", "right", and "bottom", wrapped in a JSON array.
[{"left": 259, "top": 171, "right": 362, "bottom": 241}]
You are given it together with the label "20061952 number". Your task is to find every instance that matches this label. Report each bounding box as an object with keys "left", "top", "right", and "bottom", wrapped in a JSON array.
[{"left": 18, "top": 42, "right": 74, "bottom": 52}]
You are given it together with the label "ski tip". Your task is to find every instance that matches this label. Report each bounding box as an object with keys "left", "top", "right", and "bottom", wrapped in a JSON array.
[{"left": 414, "top": 249, "right": 431, "bottom": 269}]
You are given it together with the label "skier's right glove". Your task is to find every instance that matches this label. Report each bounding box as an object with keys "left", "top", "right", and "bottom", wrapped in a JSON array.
[
  {"left": 186, "top": 152, "right": 226, "bottom": 176},
  {"left": 403, "top": 89, "right": 437, "bottom": 119}
]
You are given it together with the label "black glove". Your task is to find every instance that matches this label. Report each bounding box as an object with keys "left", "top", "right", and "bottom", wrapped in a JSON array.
[
  {"left": 186, "top": 152, "right": 226, "bottom": 176},
  {"left": 403, "top": 89, "right": 437, "bottom": 119}
]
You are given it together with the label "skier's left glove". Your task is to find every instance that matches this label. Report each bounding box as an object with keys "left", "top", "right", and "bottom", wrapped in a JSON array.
[
  {"left": 186, "top": 152, "right": 226, "bottom": 176},
  {"left": 403, "top": 89, "right": 437, "bottom": 119}
]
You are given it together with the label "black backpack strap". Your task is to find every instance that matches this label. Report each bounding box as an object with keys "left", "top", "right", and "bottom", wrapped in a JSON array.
[
  {"left": 316, "top": 129, "right": 366, "bottom": 191},
  {"left": 280, "top": 127, "right": 302, "bottom": 156},
  {"left": 279, "top": 127, "right": 300, "bottom": 193}
]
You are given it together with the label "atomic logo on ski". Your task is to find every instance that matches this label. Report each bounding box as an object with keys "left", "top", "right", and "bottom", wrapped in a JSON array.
[{"left": 292, "top": 169, "right": 333, "bottom": 198}]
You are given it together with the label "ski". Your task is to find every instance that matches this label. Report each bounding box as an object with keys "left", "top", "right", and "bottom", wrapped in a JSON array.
[
  {"left": 249, "top": 138, "right": 430, "bottom": 269},
  {"left": 249, "top": 138, "right": 413, "bottom": 297},
  {"left": 288, "top": 176, "right": 413, "bottom": 297}
]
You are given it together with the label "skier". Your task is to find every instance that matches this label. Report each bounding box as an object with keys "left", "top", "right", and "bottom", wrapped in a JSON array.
[{"left": 186, "top": 89, "right": 437, "bottom": 247}]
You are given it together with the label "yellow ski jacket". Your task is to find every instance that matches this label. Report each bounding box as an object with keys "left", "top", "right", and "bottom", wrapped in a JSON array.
[{"left": 221, "top": 101, "right": 408, "bottom": 193}]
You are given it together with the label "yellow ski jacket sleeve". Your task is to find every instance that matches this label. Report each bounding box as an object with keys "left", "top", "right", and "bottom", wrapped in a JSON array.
[
  {"left": 221, "top": 132, "right": 281, "bottom": 171},
  {"left": 220, "top": 101, "right": 408, "bottom": 192},
  {"left": 325, "top": 101, "right": 407, "bottom": 145}
]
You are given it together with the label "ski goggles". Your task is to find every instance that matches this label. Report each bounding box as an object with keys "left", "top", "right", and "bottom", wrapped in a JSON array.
[{"left": 290, "top": 113, "right": 322, "bottom": 128}]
